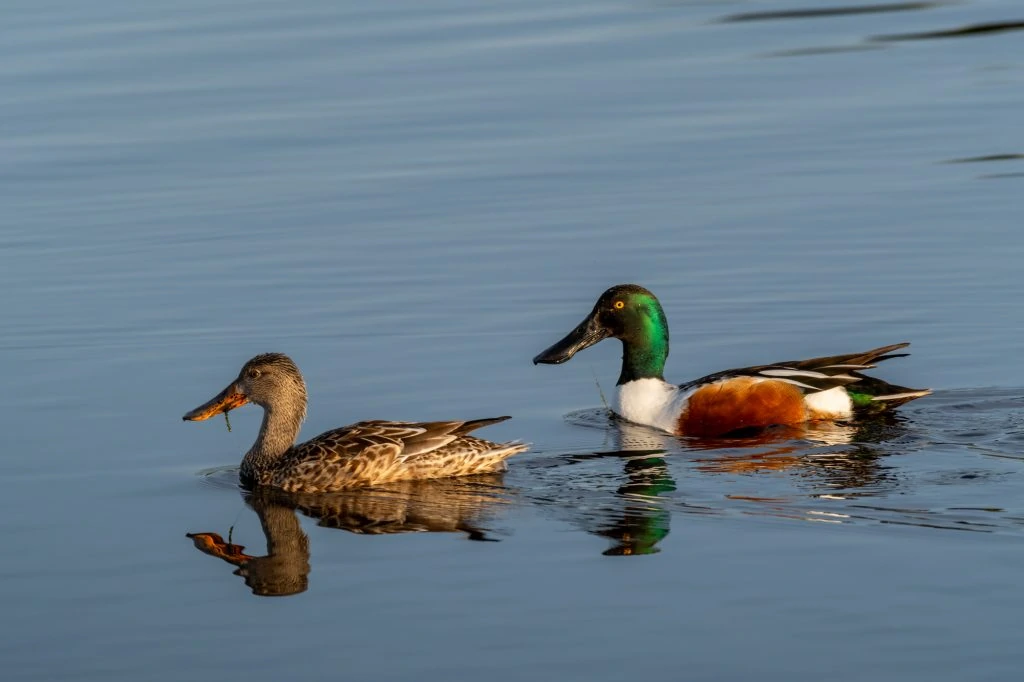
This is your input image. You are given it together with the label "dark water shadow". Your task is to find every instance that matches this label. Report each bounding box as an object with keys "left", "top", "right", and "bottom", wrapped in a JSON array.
[
  {"left": 719, "top": 2, "right": 946, "bottom": 24},
  {"left": 187, "top": 475, "right": 511, "bottom": 596},
  {"left": 765, "top": 44, "right": 886, "bottom": 58},
  {"left": 979, "top": 172, "right": 1024, "bottom": 180},
  {"left": 941, "top": 154, "right": 1024, "bottom": 180},
  {"left": 724, "top": 3, "right": 1023, "bottom": 59},
  {"left": 872, "top": 20, "right": 1024, "bottom": 42},
  {"left": 943, "top": 154, "right": 1024, "bottom": 164}
]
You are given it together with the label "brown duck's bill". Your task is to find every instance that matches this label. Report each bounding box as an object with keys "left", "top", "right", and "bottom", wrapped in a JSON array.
[
  {"left": 182, "top": 383, "right": 249, "bottom": 421},
  {"left": 533, "top": 313, "right": 610, "bottom": 365},
  {"left": 186, "top": 532, "right": 254, "bottom": 565}
]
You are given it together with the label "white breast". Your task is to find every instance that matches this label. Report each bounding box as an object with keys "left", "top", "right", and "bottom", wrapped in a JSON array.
[{"left": 615, "top": 378, "right": 694, "bottom": 434}]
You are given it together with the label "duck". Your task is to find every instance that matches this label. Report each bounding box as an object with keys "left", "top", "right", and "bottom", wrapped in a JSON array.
[
  {"left": 533, "top": 284, "right": 930, "bottom": 437},
  {"left": 183, "top": 353, "right": 527, "bottom": 492}
]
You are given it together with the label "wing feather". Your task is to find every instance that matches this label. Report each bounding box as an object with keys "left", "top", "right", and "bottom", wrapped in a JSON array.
[{"left": 680, "top": 343, "right": 914, "bottom": 395}]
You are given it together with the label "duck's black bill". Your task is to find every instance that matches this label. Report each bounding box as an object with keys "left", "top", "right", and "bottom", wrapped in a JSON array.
[
  {"left": 533, "top": 314, "right": 610, "bottom": 365},
  {"left": 183, "top": 382, "right": 249, "bottom": 421}
]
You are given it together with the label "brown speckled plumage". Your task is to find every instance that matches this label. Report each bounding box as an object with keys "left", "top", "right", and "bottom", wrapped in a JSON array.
[
  {"left": 183, "top": 353, "right": 527, "bottom": 493},
  {"left": 252, "top": 418, "right": 525, "bottom": 492}
]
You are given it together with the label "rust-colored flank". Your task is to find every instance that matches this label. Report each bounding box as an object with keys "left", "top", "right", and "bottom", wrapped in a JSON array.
[{"left": 678, "top": 377, "right": 808, "bottom": 437}]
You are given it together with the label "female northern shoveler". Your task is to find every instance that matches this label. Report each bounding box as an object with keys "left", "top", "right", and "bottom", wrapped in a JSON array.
[
  {"left": 183, "top": 353, "right": 527, "bottom": 493},
  {"left": 533, "top": 284, "right": 930, "bottom": 437}
]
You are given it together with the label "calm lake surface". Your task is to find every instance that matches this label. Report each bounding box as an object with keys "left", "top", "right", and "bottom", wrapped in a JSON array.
[{"left": 3, "top": 0, "right": 1023, "bottom": 679}]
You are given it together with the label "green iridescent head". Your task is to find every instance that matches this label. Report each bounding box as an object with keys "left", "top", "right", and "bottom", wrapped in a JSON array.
[{"left": 533, "top": 284, "right": 669, "bottom": 385}]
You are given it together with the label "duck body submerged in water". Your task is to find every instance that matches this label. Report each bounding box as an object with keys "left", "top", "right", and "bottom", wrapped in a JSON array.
[
  {"left": 184, "top": 353, "right": 527, "bottom": 493},
  {"left": 533, "top": 284, "right": 930, "bottom": 437}
]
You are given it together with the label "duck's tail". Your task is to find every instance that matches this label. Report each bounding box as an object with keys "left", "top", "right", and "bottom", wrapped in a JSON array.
[
  {"left": 777, "top": 342, "right": 929, "bottom": 412},
  {"left": 454, "top": 415, "right": 513, "bottom": 435},
  {"left": 846, "top": 375, "right": 932, "bottom": 411},
  {"left": 478, "top": 441, "right": 530, "bottom": 472}
]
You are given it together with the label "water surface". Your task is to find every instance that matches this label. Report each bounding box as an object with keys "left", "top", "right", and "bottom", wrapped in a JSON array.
[{"left": 2, "top": 0, "right": 1023, "bottom": 680}]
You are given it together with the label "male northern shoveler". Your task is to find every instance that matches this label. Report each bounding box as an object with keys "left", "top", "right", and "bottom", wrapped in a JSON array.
[
  {"left": 533, "top": 284, "right": 930, "bottom": 437},
  {"left": 183, "top": 353, "right": 527, "bottom": 493}
]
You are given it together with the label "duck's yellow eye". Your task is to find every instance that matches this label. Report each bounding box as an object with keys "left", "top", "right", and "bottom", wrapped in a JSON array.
[{"left": 614, "top": 301, "right": 625, "bottom": 309}]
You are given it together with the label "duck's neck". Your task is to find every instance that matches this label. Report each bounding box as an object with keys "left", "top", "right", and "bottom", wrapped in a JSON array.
[
  {"left": 617, "top": 313, "right": 669, "bottom": 386},
  {"left": 251, "top": 496, "right": 310, "bottom": 558},
  {"left": 242, "top": 401, "right": 305, "bottom": 475},
  {"left": 243, "top": 493, "right": 311, "bottom": 596}
]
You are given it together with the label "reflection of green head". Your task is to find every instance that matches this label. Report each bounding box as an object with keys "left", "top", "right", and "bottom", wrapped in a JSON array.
[
  {"left": 602, "top": 515, "right": 671, "bottom": 556},
  {"left": 602, "top": 455, "right": 675, "bottom": 556}
]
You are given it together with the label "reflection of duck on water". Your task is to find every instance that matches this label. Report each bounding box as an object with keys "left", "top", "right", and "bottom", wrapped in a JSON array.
[
  {"left": 546, "top": 414, "right": 910, "bottom": 556},
  {"left": 189, "top": 492, "right": 309, "bottom": 597},
  {"left": 545, "top": 419, "right": 679, "bottom": 556},
  {"left": 583, "top": 421, "right": 692, "bottom": 556},
  {"left": 593, "top": 454, "right": 675, "bottom": 556},
  {"left": 604, "top": 408, "right": 905, "bottom": 492},
  {"left": 187, "top": 475, "right": 510, "bottom": 597},
  {"left": 684, "top": 414, "right": 908, "bottom": 494}
]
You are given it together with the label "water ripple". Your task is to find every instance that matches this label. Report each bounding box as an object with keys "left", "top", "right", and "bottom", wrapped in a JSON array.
[
  {"left": 873, "top": 19, "right": 1024, "bottom": 41},
  {"left": 516, "top": 388, "right": 1024, "bottom": 545},
  {"left": 720, "top": 2, "right": 946, "bottom": 23}
]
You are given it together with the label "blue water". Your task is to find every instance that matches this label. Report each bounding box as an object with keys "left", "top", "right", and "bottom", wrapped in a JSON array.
[{"left": 2, "top": 1, "right": 1023, "bottom": 680}]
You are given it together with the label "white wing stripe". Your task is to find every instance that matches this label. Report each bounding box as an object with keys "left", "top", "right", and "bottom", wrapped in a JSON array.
[
  {"left": 759, "top": 369, "right": 830, "bottom": 379},
  {"left": 771, "top": 378, "right": 821, "bottom": 391},
  {"left": 871, "top": 391, "right": 929, "bottom": 401}
]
